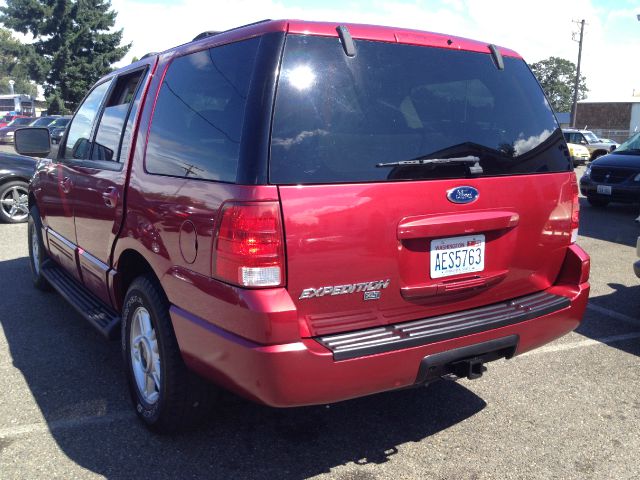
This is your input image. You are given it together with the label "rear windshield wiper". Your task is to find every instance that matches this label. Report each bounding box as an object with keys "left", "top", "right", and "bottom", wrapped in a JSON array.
[{"left": 376, "top": 155, "right": 482, "bottom": 174}]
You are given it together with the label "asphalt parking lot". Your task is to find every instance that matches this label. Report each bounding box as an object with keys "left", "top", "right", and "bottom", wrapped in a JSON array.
[{"left": 0, "top": 163, "right": 639, "bottom": 479}]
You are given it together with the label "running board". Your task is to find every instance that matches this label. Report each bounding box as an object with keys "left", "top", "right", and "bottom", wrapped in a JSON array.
[{"left": 41, "top": 260, "right": 121, "bottom": 339}]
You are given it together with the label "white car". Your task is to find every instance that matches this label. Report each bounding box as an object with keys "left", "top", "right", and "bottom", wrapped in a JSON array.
[{"left": 567, "top": 142, "right": 590, "bottom": 166}]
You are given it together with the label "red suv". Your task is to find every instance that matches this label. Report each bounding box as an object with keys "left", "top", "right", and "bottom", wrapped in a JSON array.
[{"left": 15, "top": 20, "right": 590, "bottom": 433}]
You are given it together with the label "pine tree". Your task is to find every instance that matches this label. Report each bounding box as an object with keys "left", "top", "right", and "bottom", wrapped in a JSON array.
[
  {"left": 0, "top": 27, "right": 38, "bottom": 97},
  {"left": 0, "top": 0, "right": 131, "bottom": 111}
]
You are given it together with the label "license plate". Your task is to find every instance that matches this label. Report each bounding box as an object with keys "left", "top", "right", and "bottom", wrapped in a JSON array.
[
  {"left": 430, "top": 234, "right": 485, "bottom": 279},
  {"left": 597, "top": 185, "right": 612, "bottom": 195}
]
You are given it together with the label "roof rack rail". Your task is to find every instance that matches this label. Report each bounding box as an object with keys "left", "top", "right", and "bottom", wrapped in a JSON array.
[
  {"left": 192, "top": 19, "right": 272, "bottom": 42},
  {"left": 140, "top": 52, "right": 158, "bottom": 60}
]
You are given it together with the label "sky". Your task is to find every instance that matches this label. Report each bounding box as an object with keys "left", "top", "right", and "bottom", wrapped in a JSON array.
[{"left": 2, "top": 0, "right": 640, "bottom": 101}]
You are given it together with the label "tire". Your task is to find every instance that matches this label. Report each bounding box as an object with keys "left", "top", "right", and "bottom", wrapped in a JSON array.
[
  {"left": 0, "top": 180, "right": 29, "bottom": 223},
  {"left": 27, "top": 206, "right": 51, "bottom": 291},
  {"left": 587, "top": 196, "right": 609, "bottom": 208},
  {"left": 122, "top": 274, "right": 217, "bottom": 433}
]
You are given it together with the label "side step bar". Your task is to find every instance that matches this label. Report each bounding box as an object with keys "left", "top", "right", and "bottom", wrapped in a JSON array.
[{"left": 41, "top": 260, "right": 121, "bottom": 339}]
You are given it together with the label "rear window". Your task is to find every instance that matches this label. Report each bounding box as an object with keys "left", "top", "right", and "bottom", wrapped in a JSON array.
[
  {"left": 145, "top": 37, "right": 260, "bottom": 182},
  {"left": 270, "top": 35, "right": 569, "bottom": 184}
]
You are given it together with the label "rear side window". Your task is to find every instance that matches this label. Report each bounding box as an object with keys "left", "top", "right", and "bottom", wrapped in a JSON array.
[
  {"left": 270, "top": 36, "right": 569, "bottom": 184},
  {"left": 145, "top": 38, "right": 260, "bottom": 182}
]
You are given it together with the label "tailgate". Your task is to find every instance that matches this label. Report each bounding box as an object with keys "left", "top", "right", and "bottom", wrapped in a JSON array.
[{"left": 279, "top": 173, "right": 574, "bottom": 337}]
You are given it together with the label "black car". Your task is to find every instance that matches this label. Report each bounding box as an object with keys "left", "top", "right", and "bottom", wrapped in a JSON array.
[
  {"left": 580, "top": 132, "right": 640, "bottom": 207},
  {"left": 46, "top": 116, "right": 72, "bottom": 144},
  {"left": 0, "top": 151, "right": 37, "bottom": 223}
]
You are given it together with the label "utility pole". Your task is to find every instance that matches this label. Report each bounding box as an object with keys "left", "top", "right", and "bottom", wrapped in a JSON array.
[{"left": 571, "top": 19, "right": 585, "bottom": 128}]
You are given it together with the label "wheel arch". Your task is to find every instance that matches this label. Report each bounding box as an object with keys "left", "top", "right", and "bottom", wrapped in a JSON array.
[
  {"left": 0, "top": 175, "right": 30, "bottom": 188},
  {"left": 113, "top": 249, "right": 165, "bottom": 311}
]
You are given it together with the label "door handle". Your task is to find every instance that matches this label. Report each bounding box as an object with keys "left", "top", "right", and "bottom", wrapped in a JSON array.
[
  {"left": 58, "top": 177, "right": 72, "bottom": 194},
  {"left": 102, "top": 187, "right": 118, "bottom": 208}
]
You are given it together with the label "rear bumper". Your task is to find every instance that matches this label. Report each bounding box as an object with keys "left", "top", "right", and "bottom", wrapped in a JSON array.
[{"left": 172, "top": 244, "right": 590, "bottom": 407}]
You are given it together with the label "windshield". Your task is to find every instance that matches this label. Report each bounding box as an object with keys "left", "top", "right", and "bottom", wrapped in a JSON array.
[
  {"left": 9, "top": 117, "right": 32, "bottom": 126},
  {"left": 50, "top": 118, "right": 70, "bottom": 128},
  {"left": 613, "top": 133, "right": 640, "bottom": 153},
  {"left": 31, "top": 117, "right": 56, "bottom": 126},
  {"left": 270, "top": 35, "right": 569, "bottom": 184},
  {"left": 583, "top": 131, "right": 599, "bottom": 143}
]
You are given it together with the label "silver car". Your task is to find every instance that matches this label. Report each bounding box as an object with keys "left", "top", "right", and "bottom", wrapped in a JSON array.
[{"left": 563, "top": 128, "right": 618, "bottom": 161}]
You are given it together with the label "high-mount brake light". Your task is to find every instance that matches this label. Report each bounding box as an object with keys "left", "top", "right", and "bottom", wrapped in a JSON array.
[{"left": 214, "top": 202, "right": 285, "bottom": 287}]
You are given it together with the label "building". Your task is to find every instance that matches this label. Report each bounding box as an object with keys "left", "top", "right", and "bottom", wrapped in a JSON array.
[
  {"left": 575, "top": 96, "right": 640, "bottom": 142},
  {"left": 555, "top": 112, "right": 571, "bottom": 128},
  {"left": 0, "top": 94, "right": 35, "bottom": 116}
]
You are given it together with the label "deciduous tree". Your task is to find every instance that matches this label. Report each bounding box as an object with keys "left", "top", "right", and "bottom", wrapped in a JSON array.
[
  {"left": 530, "top": 56, "right": 588, "bottom": 113},
  {"left": 0, "top": 27, "right": 38, "bottom": 97}
]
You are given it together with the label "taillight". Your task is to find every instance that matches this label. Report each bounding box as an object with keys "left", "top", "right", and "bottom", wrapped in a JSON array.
[
  {"left": 570, "top": 172, "right": 579, "bottom": 244},
  {"left": 213, "top": 202, "right": 285, "bottom": 287}
]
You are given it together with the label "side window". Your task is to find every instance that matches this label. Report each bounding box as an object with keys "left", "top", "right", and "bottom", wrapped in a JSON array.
[
  {"left": 64, "top": 80, "right": 112, "bottom": 160},
  {"left": 91, "top": 70, "right": 145, "bottom": 162},
  {"left": 145, "top": 37, "right": 260, "bottom": 182}
]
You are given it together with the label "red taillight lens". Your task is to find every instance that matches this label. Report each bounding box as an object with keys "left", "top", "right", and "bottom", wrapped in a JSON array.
[
  {"left": 213, "top": 202, "right": 285, "bottom": 287},
  {"left": 570, "top": 172, "right": 580, "bottom": 244}
]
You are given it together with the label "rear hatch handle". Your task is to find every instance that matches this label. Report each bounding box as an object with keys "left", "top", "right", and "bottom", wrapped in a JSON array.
[
  {"left": 401, "top": 270, "right": 508, "bottom": 299},
  {"left": 397, "top": 210, "right": 519, "bottom": 239}
]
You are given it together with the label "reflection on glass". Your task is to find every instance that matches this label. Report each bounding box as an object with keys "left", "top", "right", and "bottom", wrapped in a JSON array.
[
  {"left": 65, "top": 80, "right": 112, "bottom": 160},
  {"left": 286, "top": 65, "right": 316, "bottom": 90},
  {"left": 145, "top": 37, "right": 259, "bottom": 182}
]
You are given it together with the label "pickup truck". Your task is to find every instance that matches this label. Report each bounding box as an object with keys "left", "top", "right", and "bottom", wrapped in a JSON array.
[{"left": 15, "top": 19, "right": 590, "bottom": 433}]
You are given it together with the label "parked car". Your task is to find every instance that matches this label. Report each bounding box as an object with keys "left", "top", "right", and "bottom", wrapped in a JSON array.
[
  {"left": 48, "top": 116, "right": 72, "bottom": 145},
  {"left": 599, "top": 138, "right": 618, "bottom": 146},
  {"left": 45, "top": 116, "right": 71, "bottom": 133},
  {"left": 0, "top": 114, "right": 30, "bottom": 128},
  {"left": 567, "top": 142, "right": 590, "bottom": 166},
  {"left": 563, "top": 128, "right": 618, "bottom": 161},
  {"left": 0, "top": 151, "right": 37, "bottom": 223},
  {"left": 0, "top": 117, "right": 36, "bottom": 143},
  {"left": 29, "top": 116, "right": 60, "bottom": 128},
  {"left": 579, "top": 132, "right": 640, "bottom": 207},
  {"left": 16, "top": 19, "right": 590, "bottom": 433}
]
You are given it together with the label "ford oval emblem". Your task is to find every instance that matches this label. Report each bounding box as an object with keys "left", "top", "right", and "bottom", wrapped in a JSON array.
[{"left": 447, "top": 186, "right": 479, "bottom": 204}]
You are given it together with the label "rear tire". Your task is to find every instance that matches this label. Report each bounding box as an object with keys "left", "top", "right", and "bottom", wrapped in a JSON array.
[
  {"left": 122, "top": 274, "right": 217, "bottom": 433},
  {"left": 587, "top": 196, "right": 609, "bottom": 208},
  {"left": 0, "top": 180, "right": 29, "bottom": 223},
  {"left": 28, "top": 206, "right": 51, "bottom": 291}
]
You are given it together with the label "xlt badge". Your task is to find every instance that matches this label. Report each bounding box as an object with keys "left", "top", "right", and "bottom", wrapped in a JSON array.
[{"left": 299, "top": 279, "right": 390, "bottom": 300}]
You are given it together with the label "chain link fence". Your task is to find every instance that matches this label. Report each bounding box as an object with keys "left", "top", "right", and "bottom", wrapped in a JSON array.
[{"left": 590, "top": 129, "right": 634, "bottom": 143}]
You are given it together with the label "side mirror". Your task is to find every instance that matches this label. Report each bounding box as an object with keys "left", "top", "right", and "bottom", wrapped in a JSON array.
[
  {"left": 14, "top": 127, "right": 51, "bottom": 158},
  {"left": 580, "top": 140, "right": 587, "bottom": 145}
]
